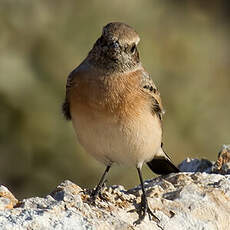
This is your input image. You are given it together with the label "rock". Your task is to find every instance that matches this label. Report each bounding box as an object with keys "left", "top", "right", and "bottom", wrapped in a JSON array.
[
  {"left": 1, "top": 145, "right": 230, "bottom": 229},
  {"left": 178, "top": 145, "right": 230, "bottom": 175},
  {"left": 212, "top": 145, "right": 230, "bottom": 174},
  {"left": 0, "top": 173, "right": 230, "bottom": 230},
  {"left": 0, "top": 185, "right": 18, "bottom": 211},
  {"left": 178, "top": 158, "right": 213, "bottom": 173}
]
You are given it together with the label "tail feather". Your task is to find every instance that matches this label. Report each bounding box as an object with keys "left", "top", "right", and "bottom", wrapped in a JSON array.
[
  {"left": 147, "top": 157, "right": 180, "bottom": 175},
  {"left": 147, "top": 146, "right": 180, "bottom": 175}
]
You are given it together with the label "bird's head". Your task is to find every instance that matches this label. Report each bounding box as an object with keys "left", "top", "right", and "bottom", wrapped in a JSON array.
[{"left": 88, "top": 22, "right": 141, "bottom": 73}]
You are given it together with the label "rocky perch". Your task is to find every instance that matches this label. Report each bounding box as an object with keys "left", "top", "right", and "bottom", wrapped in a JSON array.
[{"left": 1, "top": 145, "right": 230, "bottom": 230}]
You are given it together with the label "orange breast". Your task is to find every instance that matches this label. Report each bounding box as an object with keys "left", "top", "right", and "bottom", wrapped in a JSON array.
[{"left": 69, "top": 69, "right": 151, "bottom": 121}]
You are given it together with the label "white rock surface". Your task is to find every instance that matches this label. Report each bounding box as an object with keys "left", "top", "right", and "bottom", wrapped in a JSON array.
[{"left": 0, "top": 172, "right": 230, "bottom": 230}]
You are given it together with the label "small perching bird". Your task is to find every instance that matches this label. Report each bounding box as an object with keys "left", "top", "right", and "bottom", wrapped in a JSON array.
[{"left": 63, "top": 22, "right": 179, "bottom": 223}]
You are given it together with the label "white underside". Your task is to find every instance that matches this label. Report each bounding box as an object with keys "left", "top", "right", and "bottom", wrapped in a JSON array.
[{"left": 72, "top": 110, "right": 162, "bottom": 168}]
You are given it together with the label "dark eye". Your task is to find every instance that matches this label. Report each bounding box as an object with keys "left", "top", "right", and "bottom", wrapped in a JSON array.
[
  {"left": 130, "top": 44, "right": 136, "bottom": 54},
  {"left": 112, "top": 41, "right": 120, "bottom": 49}
]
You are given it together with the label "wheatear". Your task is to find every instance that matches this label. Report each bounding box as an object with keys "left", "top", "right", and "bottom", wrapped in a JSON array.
[{"left": 63, "top": 22, "right": 179, "bottom": 223}]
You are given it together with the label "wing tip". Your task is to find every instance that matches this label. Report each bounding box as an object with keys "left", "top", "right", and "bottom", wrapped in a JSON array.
[{"left": 62, "top": 101, "right": 71, "bottom": 120}]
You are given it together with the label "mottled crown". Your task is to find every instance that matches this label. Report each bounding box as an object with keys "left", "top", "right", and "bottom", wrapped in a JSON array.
[{"left": 102, "top": 22, "right": 140, "bottom": 46}]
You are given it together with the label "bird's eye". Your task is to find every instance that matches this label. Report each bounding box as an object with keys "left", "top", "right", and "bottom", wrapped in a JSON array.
[
  {"left": 112, "top": 41, "right": 120, "bottom": 49},
  {"left": 130, "top": 44, "right": 136, "bottom": 54}
]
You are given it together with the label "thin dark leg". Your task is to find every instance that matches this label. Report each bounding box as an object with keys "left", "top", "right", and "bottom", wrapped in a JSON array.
[
  {"left": 135, "top": 167, "right": 159, "bottom": 224},
  {"left": 91, "top": 165, "right": 111, "bottom": 201}
]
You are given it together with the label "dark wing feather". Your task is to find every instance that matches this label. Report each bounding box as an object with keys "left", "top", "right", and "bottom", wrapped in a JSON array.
[
  {"left": 62, "top": 69, "right": 77, "bottom": 120},
  {"left": 62, "top": 100, "right": 71, "bottom": 120},
  {"left": 141, "top": 72, "right": 180, "bottom": 174},
  {"left": 140, "top": 72, "right": 164, "bottom": 120}
]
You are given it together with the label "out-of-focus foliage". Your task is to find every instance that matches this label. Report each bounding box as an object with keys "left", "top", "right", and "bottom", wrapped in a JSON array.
[{"left": 0, "top": 0, "right": 229, "bottom": 198}]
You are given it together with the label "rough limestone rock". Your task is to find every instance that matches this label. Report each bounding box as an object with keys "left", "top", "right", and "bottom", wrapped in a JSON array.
[
  {"left": 0, "top": 173, "right": 230, "bottom": 230},
  {"left": 0, "top": 145, "right": 230, "bottom": 230},
  {"left": 0, "top": 185, "right": 18, "bottom": 211}
]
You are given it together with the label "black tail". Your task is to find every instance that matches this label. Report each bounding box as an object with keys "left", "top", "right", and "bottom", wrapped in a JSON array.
[
  {"left": 147, "top": 157, "right": 180, "bottom": 175},
  {"left": 147, "top": 144, "right": 180, "bottom": 175}
]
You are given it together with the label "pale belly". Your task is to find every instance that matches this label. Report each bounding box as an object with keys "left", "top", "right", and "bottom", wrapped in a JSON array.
[{"left": 71, "top": 110, "right": 162, "bottom": 167}]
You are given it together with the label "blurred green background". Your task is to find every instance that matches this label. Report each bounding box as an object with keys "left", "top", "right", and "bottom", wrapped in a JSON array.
[{"left": 0, "top": 0, "right": 230, "bottom": 199}]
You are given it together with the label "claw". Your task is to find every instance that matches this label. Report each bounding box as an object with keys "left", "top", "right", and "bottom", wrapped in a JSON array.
[
  {"left": 134, "top": 194, "right": 159, "bottom": 225},
  {"left": 134, "top": 167, "right": 160, "bottom": 225}
]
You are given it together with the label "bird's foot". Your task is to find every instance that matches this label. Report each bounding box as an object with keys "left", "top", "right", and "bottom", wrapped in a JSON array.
[
  {"left": 89, "top": 189, "right": 98, "bottom": 204},
  {"left": 134, "top": 194, "right": 159, "bottom": 225},
  {"left": 89, "top": 180, "right": 107, "bottom": 204}
]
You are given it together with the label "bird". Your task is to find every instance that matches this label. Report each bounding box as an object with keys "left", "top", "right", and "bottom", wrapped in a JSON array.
[{"left": 62, "top": 22, "right": 179, "bottom": 223}]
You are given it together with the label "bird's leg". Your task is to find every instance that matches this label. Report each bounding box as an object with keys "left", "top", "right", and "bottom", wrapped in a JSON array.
[
  {"left": 135, "top": 167, "right": 159, "bottom": 224},
  {"left": 91, "top": 165, "right": 111, "bottom": 202}
]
